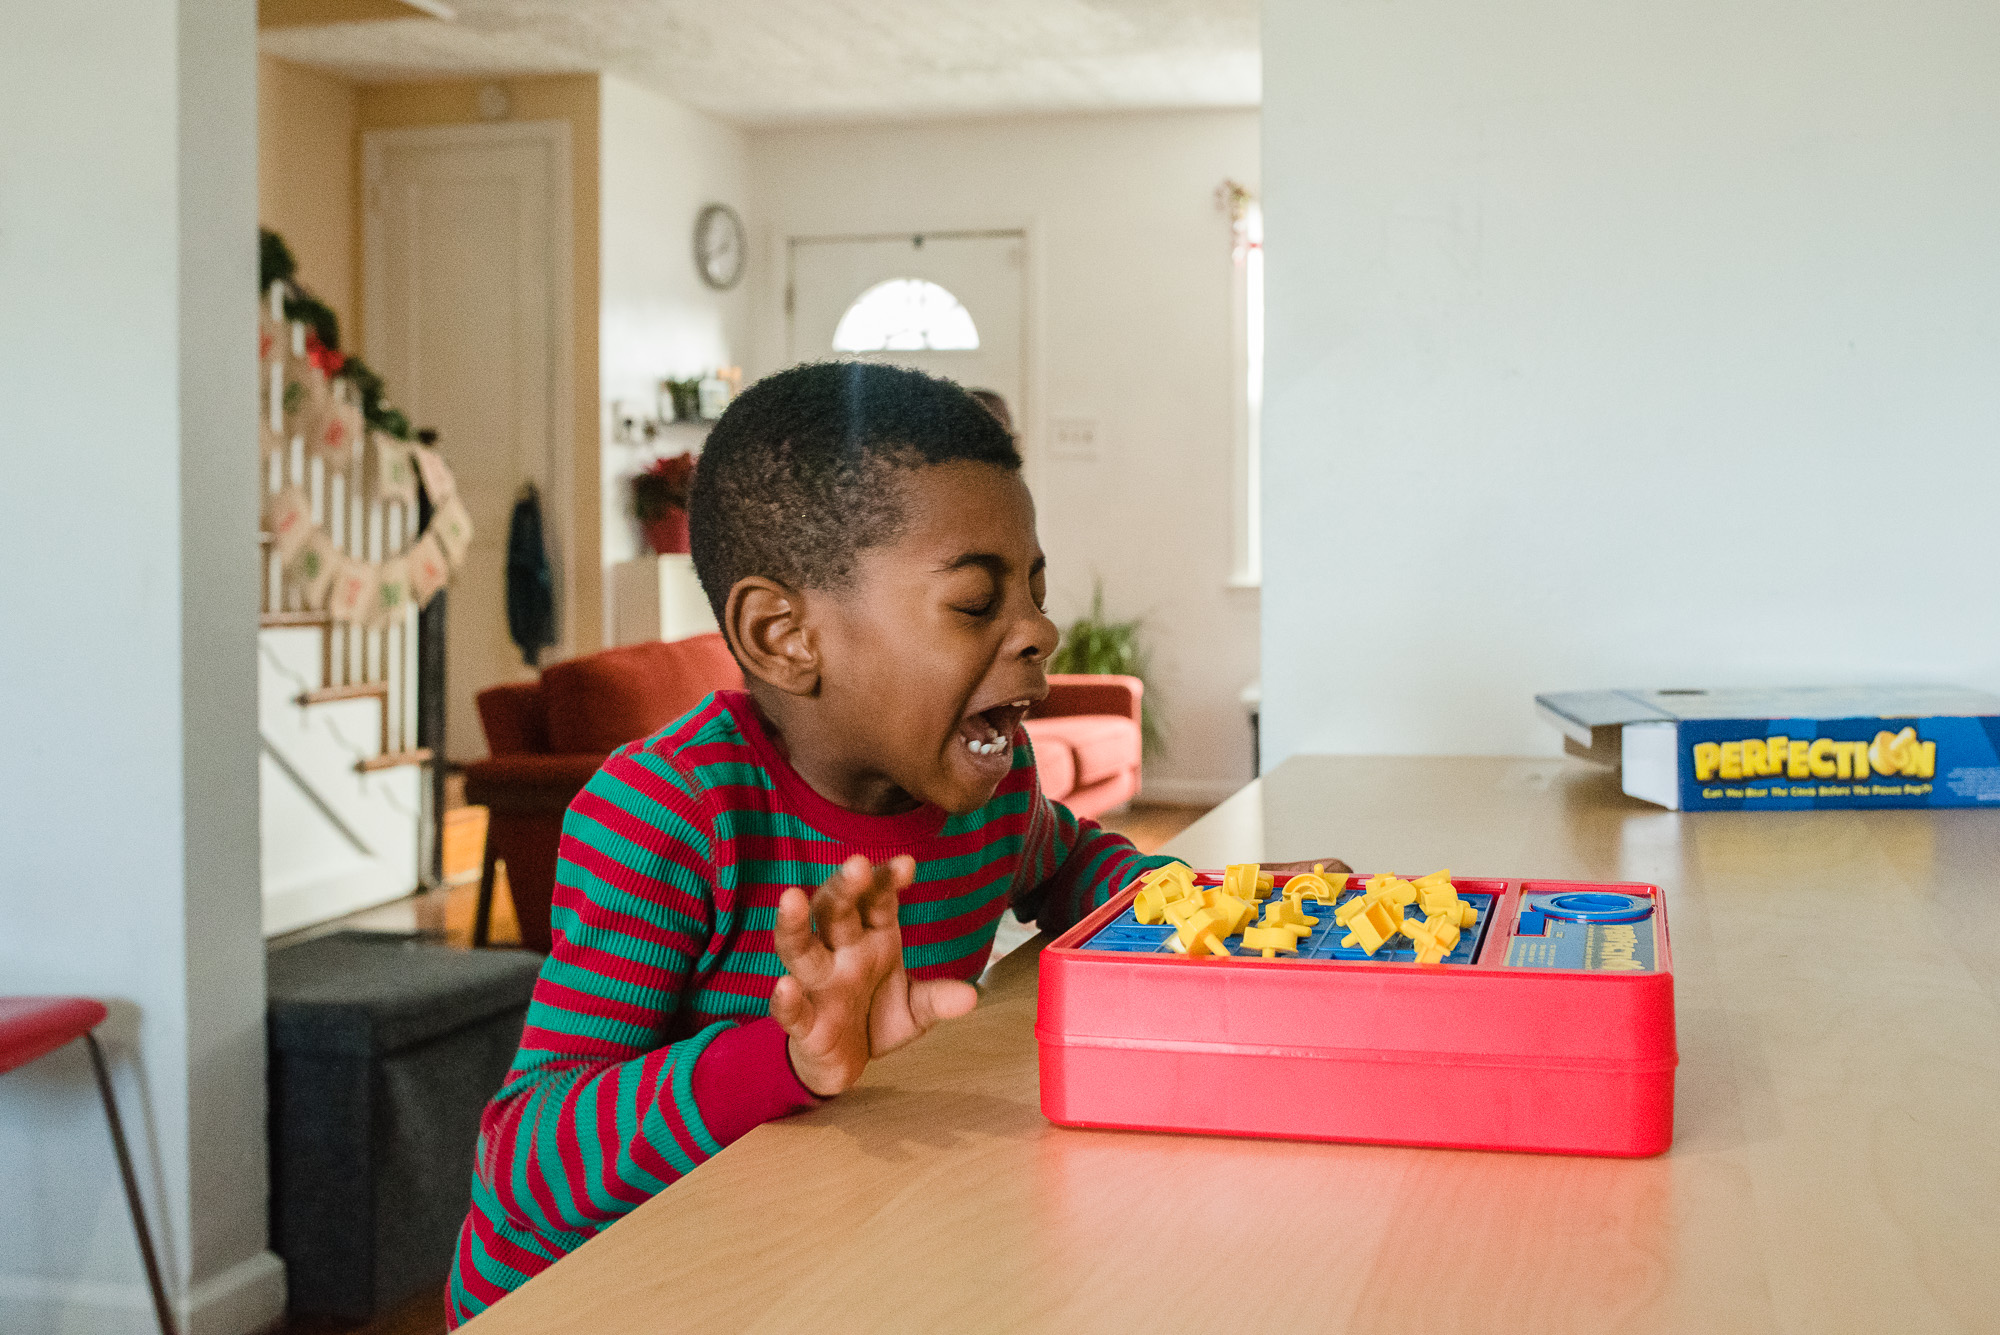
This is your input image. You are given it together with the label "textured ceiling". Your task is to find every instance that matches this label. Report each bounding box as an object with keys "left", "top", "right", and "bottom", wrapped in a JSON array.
[{"left": 259, "top": 0, "right": 1260, "bottom": 126}]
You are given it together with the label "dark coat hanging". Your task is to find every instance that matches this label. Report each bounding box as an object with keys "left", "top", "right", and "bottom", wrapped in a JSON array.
[{"left": 506, "top": 483, "right": 557, "bottom": 667}]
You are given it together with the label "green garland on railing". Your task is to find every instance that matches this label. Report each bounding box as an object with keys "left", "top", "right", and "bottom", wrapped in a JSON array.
[{"left": 260, "top": 228, "right": 412, "bottom": 441}]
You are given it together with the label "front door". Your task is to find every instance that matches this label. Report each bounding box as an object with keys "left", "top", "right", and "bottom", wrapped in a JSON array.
[
  {"left": 363, "top": 120, "right": 572, "bottom": 764},
  {"left": 787, "top": 231, "right": 1026, "bottom": 440}
]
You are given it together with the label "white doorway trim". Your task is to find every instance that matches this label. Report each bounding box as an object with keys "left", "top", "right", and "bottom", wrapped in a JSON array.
[
  {"left": 776, "top": 222, "right": 1046, "bottom": 500},
  {"left": 360, "top": 118, "right": 579, "bottom": 663}
]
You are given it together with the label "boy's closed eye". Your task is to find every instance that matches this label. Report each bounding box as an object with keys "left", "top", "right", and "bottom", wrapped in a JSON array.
[{"left": 939, "top": 555, "right": 1045, "bottom": 619}]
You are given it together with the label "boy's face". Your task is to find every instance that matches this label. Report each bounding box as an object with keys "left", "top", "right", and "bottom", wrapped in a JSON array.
[{"left": 808, "top": 461, "right": 1059, "bottom": 815}]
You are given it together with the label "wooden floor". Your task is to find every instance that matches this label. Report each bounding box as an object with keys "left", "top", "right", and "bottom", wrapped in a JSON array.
[
  {"left": 1098, "top": 801, "right": 1208, "bottom": 854},
  {"left": 273, "top": 798, "right": 1208, "bottom": 1333}
]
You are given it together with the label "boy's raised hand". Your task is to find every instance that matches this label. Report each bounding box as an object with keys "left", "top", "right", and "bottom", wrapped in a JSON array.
[{"left": 770, "top": 854, "right": 980, "bottom": 1097}]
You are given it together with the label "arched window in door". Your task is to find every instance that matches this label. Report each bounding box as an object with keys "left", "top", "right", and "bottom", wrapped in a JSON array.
[{"left": 831, "top": 278, "right": 980, "bottom": 352}]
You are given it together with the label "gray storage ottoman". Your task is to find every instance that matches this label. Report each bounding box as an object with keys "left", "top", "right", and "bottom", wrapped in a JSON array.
[{"left": 267, "top": 932, "right": 542, "bottom": 1321}]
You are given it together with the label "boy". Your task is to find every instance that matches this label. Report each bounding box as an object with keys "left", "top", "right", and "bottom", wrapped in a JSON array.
[{"left": 448, "top": 363, "right": 1339, "bottom": 1324}]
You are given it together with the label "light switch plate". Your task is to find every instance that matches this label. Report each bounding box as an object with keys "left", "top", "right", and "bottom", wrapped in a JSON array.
[{"left": 1049, "top": 416, "right": 1100, "bottom": 461}]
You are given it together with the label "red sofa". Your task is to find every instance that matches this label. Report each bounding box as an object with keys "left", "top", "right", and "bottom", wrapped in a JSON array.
[
  {"left": 1023, "top": 674, "right": 1145, "bottom": 819},
  {"left": 465, "top": 638, "right": 1144, "bottom": 951}
]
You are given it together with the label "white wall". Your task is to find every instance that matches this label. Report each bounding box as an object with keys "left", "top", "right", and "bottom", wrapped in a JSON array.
[
  {"left": 1262, "top": 1, "right": 2000, "bottom": 766},
  {"left": 0, "top": 2, "right": 282, "bottom": 1332},
  {"left": 600, "top": 75, "right": 753, "bottom": 582},
  {"left": 749, "top": 111, "right": 1262, "bottom": 802}
]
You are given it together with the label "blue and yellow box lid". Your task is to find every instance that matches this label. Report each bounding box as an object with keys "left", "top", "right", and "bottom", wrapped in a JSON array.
[{"left": 1536, "top": 685, "right": 2000, "bottom": 811}]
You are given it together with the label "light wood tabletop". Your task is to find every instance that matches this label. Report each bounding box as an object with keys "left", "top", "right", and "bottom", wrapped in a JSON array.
[{"left": 464, "top": 756, "right": 2000, "bottom": 1333}]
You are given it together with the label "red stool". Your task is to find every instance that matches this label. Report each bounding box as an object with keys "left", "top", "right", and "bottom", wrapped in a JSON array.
[{"left": 0, "top": 998, "right": 178, "bottom": 1335}]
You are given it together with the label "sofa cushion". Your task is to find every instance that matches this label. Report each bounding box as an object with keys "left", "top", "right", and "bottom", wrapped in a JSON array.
[
  {"left": 1023, "top": 721, "right": 1077, "bottom": 800},
  {"left": 541, "top": 633, "right": 744, "bottom": 756},
  {"left": 1023, "top": 714, "right": 1140, "bottom": 789},
  {"left": 461, "top": 754, "right": 605, "bottom": 813}
]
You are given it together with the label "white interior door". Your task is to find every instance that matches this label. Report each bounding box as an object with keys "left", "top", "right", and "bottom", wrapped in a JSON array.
[
  {"left": 364, "top": 121, "right": 572, "bottom": 765},
  {"left": 788, "top": 232, "right": 1025, "bottom": 431}
]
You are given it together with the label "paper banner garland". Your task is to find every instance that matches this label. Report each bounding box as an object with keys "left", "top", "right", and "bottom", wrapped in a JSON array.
[
  {"left": 290, "top": 529, "right": 340, "bottom": 609},
  {"left": 267, "top": 486, "right": 314, "bottom": 562},
  {"left": 370, "top": 432, "right": 419, "bottom": 506},
  {"left": 431, "top": 494, "right": 474, "bottom": 566},
  {"left": 261, "top": 290, "right": 471, "bottom": 625},
  {"left": 326, "top": 558, "right": 380, "bottom": 624},
  {"left": 406, "top": 531, "right": 450, "bottom": 606},
  {"left": 372, "top": 556, "right": 412, "bottom": 627},
  {"left": 412, "top": 444, "right": 456, "bottom": 504}
]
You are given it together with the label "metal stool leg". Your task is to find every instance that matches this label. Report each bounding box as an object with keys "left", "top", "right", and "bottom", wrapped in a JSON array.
[
  {"left": 84, "top": 1033, "right": 179, "bottom": 1335},
  {"left": 472, "top": 841, "right": 500, "bottom": 948}
]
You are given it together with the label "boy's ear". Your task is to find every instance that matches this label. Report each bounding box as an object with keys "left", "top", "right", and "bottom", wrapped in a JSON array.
[{"left": 724, "top": 577, "right": 819, "bottom": 696}]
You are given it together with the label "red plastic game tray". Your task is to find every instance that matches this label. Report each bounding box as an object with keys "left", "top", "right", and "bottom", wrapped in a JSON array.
[{"left": 1036, "top": 873, "right": 1676, "bottom": 1157}]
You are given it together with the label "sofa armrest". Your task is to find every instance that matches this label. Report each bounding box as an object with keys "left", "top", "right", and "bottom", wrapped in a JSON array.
[
  {"left": 475, "top": 680, "right": 549, "bottom": 757},
  {"left": 1031, "top": 674, "right": 1143, "bottom": 725},
  {"left": 462, "top": 754, "right": 606, "bottom": 814}
]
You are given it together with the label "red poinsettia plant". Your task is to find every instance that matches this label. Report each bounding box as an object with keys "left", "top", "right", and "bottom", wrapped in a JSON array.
[{"left": 633, "top": 453, "right": 697, "bottom": 554}]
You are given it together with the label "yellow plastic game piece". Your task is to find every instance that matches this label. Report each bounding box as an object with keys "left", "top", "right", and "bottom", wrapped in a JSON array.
[
  {"left": 1258, "top": 871, "right": 1276, "bottom": 893},
  {"left": 1258, "top": 901, "right": 1310, "bottom": 936},
  {"left": 1336, "top": 891, "right": 1406, "bottom": 956},
  {"left": 1281, "top": 872, "right": 1332, "bottom": 905},
  {"left": 1163, "top": 895, "right": 1204, "bottom": 929},
  {"left": 1262, "top": 899, "right": 1313, "bottom": 935},
  {"left": 1199, "top": 890, "right": 1255, "bottom": 935},
  {"left": 1240, "top": 925, "right": 1300, "bottom": 958},
  {"left": 1131, "top": 862, "right": 1197, "bottom": 924},
  {"left": 1222, "top": 863, "right": 1269, "bottom": 902},
  {"left": 1311, "top": 863, "right": 1347, "bottom": 896},
  {"left": 1402, "top": 913, "right": 1462, "bottom": 964},
  {"left": 1412, "top": 877, "right": 1478, "bottom": 929},
  {"left": 1173, "top": 907, "right": 1236, "bottom": 958}
]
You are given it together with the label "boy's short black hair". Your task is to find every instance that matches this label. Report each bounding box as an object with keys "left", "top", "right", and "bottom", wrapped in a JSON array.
[{"left": 689, "top": 361, "right": 1022, "bottom": 623}]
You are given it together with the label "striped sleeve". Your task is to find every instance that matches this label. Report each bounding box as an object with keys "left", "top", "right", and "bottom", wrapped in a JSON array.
[
  {"left": 1009, "top": 767, "right": 1177, "bottom": 937},
  {"left": 462, "top": 744, "right": 817, "bottom": 1261}
]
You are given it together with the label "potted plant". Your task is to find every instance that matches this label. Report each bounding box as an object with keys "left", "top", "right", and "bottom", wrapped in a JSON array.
[
  {"left": 633, "top": 453, "right": 696, "bottom": 555},
  {"left": 1050, "top": 581, "right": 1163, "bottom": 756}
]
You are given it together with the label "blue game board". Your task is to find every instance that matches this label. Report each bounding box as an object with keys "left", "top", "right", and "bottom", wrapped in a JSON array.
[{"left": 1081, "top": 889, "right": 1496, "bottom": 964}]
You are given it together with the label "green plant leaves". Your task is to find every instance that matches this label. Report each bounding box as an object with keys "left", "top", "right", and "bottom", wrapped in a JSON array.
[{"left": 1050, "top": 580, "right": 1163, "bottom": 757}]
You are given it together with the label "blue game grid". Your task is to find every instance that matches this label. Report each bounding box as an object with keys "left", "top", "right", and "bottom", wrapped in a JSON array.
[{"left": 1081, "top": 889, "right": 1496, "bottom": 964}]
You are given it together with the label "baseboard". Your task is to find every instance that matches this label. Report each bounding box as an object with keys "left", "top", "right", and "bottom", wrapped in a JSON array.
[
  {"left": 0, "top": 1249, "right": 285, "bottom": 1335},
  {"left": 1137, "top": 777, "right": 1244, "bottom": 806}
]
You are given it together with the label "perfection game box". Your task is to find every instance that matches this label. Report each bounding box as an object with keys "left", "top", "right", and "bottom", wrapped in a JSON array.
[{"left": 1536, "top": 684, "right": 2000, "bottom": 812}]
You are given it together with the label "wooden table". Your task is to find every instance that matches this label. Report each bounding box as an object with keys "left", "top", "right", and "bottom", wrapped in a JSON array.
[{"left": 466, "top": 757, "right": 2000, "bottom": 1333}]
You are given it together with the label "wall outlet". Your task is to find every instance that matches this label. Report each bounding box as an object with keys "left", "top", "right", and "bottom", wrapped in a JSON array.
[{"left": 1049, "top": 416, "right": 1100, "bottom": 461}]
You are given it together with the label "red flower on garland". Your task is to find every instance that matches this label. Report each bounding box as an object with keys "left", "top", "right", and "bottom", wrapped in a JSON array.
[{"left": 304, "top": 330, "right": 345, "bottom": 378}]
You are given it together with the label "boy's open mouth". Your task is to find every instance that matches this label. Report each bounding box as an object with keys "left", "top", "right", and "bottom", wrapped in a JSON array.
[{"left": 958, "top": 700, "right": 1033, "bottom": 760}]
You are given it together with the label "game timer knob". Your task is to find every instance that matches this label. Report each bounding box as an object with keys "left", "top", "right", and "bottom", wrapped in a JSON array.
[{"left": 1537, "top": 892, "right": 1654, "bottom": 924}]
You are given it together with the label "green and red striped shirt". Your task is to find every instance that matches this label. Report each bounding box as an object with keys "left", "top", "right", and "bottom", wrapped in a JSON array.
[{"left": 447, "top": 690, "right": 1165, "bottom": 1324}]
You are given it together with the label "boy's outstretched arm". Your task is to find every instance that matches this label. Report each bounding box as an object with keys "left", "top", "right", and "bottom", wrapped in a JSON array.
[
  {"left": 770, "top": 854, "right": 980, "bottom": 1095},
  {"left": 1008, "top": 760, "right": 1349, "bottom": 936}
]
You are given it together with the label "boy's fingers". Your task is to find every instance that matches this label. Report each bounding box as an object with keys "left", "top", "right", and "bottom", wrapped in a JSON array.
[
  {"left": 859, "top": 855, "right": 913, "bottom": 931},
  {"left": 813, "top": 855, "right": 873, "bottom": 948},
  {"left": 905, "top": 977, "right": 979, "bottom": 1032},
  {"left": 773, "top": 886, "right": 825, "bottom": 979},
  {"left": 769, "top": 974, "right": 814, "bottom": 1038}
]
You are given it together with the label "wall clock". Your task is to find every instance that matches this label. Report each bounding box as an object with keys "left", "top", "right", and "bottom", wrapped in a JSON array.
[{"left": 694, "top": 203, "right": 746, "bottom": 291}]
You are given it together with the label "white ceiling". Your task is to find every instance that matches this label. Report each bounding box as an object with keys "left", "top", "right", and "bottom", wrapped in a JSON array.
[{"left": 259, "top": 0, "right": 1260, "bottom": 127}]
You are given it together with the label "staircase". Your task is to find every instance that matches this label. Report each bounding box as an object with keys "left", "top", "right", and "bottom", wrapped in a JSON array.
[{"left": 258, "top": 289, "right": 430, "bottom": 936}]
